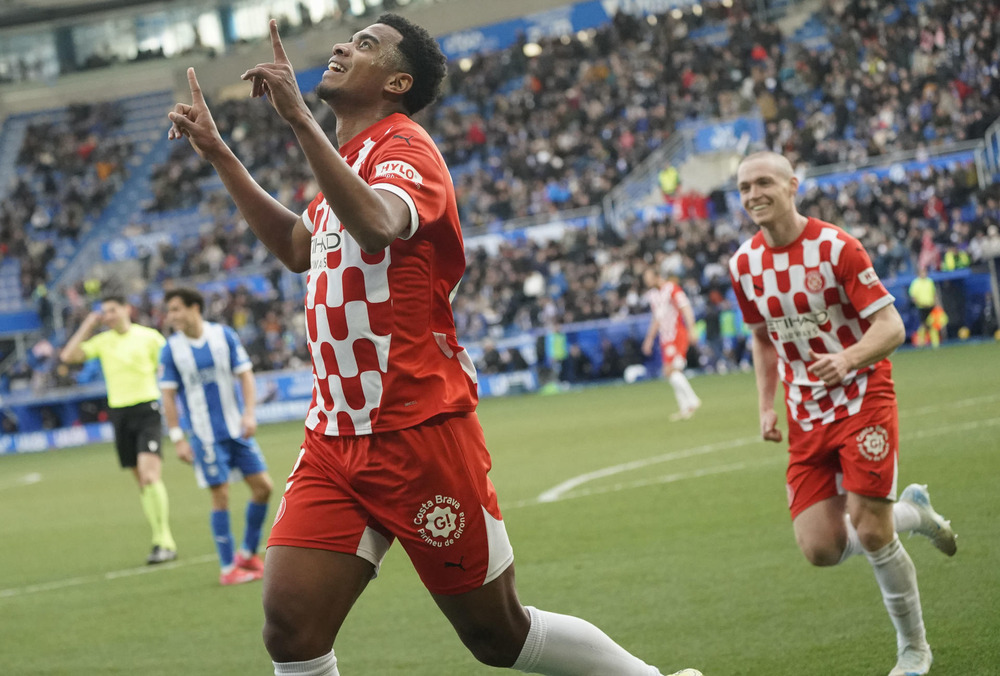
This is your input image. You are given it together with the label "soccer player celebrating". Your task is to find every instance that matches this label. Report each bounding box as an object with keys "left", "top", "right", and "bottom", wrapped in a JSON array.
[
  {"left": 159, "top": 287, "right": 273, "bottom": 586},
  {"left": 728, "top": 151, "right": 958, "bottom": 676},
  {"left": 167, "top": 14, "right": 701, "bottom": 676},
  {"left": 641, "top": 267, "right": 701, "bottom": 420},
  {"left": 60, "top": 294, "right": 178, "bottom": 564}
]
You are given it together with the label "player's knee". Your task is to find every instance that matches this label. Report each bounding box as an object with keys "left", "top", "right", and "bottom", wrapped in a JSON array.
[
  {"left": 855, "top": 525, "right": 893, "bottom": 552},
  {"left": 262, "top": 610, "right": 320, "bottom": 662},
  {"left": 798, "top": 541, "right": 842, "bottom": 567},
  {"left": 455, "top": 624, "right": 522, "bottom": 668},
  {"left": 253, "top": 475, "right": 274, "bottom": 503}
]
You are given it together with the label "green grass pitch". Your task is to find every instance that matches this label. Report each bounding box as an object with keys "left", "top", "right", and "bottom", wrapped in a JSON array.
[{"left": 2, "top": 342, "right": 998, "bottom": 675}]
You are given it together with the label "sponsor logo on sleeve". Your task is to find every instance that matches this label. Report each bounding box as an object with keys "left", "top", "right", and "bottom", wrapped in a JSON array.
[
  {"left": 374, "top": 160, "right": 424, "bottom": 186},
  {"left": 857, "top": 267, "right": 879, "bottom": 287}
]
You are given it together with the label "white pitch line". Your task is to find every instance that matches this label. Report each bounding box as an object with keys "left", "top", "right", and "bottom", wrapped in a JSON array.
[
  {"left": 4, "top": 404, "right": 997, "bottom": 601},
  {"left": 0, "top": 555, "right": 216, "bottom": 600},
  {"left": 530, "top": 413, "right": 1000, "bottom": 507},
  {"left": 0, "top": 472, "right": 42, "bottom": 492},
  {"left": 536, "top": 435, "right": 761, "bottom": 503}
]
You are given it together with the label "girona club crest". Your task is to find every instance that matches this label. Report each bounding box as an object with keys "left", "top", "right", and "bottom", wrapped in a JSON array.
[
  {"left": 856, "top": 425, "right": 890, "bottom": 461},
  {"left": 804, "top": 269, "right": 825, "bottom": 293},
  {"left": 414, "top": 495, "right": 467, "bottom": 547}
]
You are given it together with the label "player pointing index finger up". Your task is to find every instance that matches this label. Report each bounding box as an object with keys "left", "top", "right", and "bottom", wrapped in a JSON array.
[{"left": 167, "top": 14, "right": 703, "bottom": 676}]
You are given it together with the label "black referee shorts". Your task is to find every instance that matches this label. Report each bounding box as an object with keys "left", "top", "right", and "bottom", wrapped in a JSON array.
[{"left": 107, "top": 401, "right": 163, "bottom": 469}]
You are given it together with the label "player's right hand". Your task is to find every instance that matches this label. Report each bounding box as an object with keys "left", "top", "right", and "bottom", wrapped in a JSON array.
[
  {"left": 175, "top": 438, "right": 194, "bottom": 464},
  {"left": 167, "top": 68, "right": 225, "bottom": 160},
  {"left": 760, "top": 409, "right": 783, "bottom": 443}
]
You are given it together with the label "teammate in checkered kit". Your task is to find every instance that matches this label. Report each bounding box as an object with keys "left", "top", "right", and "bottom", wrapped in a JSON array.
[
  {"left": 167, "top": 13, "right": 700, "bottom": 676},
  {"left": 728, "top": 151, "right": 958, "bottom": 676}
]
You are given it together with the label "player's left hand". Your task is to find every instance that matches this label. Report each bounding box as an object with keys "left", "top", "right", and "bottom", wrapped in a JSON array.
[
  {"left": 241, "top": 414, "right": 257, "bottom": 439},
  {"left": 807, "top": 349, "right": 851, "bottom": 386},
  {"left": 241, "top": 20, "right": 310, "bottom": 125}
]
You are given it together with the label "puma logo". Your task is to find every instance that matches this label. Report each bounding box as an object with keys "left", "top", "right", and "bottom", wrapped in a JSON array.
[
  {"left": 393, "top": 134, "right": 414, "bottom": 145},
  {"left": 444, "top": 556, "right": 466, "bottom": 571}
]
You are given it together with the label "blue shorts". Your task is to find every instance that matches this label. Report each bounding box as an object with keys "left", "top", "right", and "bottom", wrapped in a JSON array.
[{"left": 189, "top": 436, "right": 268, "bottom": 488}]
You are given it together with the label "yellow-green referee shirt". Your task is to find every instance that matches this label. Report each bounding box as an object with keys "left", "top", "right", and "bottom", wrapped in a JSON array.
[{"left": 81, "top": 324, "right": 165, "bottom": 409}]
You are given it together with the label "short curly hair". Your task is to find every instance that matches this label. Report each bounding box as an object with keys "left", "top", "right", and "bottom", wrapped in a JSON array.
[{"left": 377, "top": 13, "right": 447, "bottom": 115}]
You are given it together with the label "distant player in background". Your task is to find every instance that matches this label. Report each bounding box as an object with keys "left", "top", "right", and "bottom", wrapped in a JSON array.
[
  {"left": 159, "top": 287, "right": 273, "bottom": 586},
  {"left": 60, "top": 293, "right": 178, "bottom": 565},
  {"left": 642, "top": 268, "right": 701, "bottom": 420},
  {"left": 729, "top": 151, "right": 957, "bottom": 676},
  {"left": 167, "top": 14, "right": 701, "bottom": 676},
  {"left": 907, "top": 266, "right": 939, "bottom": 347}
]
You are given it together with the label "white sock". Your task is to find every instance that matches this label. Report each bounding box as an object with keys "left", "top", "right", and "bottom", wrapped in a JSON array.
[
  {"left": 865, "top": 535, "right": 928, "bottom": 653},
  {"left": 893, "top": 500, "right": 922, "bottom": 534},
  {"left": 512, "top": 606, "right": 661, "bottom": 675},
  {"left": 668, "top": 371, "right": 695, "bottom": 411},
  {"left": 273, "top": 650, "right": 339, "bottom": 676},
  {"left": 837, "top": 514, "right": 865, "bottom": 564}
]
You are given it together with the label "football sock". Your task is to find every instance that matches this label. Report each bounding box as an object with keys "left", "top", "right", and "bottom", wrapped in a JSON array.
[
  {"left": 273, "top": 650, "right": 339, "bottom": 676},
  {"left": 139, "top": 481, "right": 175, "bottom": 550},
  {"left": 893, "top": 500, "right": 922, "bottom": 534},
  {"left": 668, "top": 371, "right": 695, "bottom": 411},
  {"left": 139, "top": 485, "right": 159, "bottom": 546},
  {"left": 147, "top": 480, "right": 177, "bottom": 551},
  {"left": 837, "top": 514, "right": 865, "bottom": 564},
  {"left": 512, "top": 606, "right": 661, "bottom": 675},
  {"left": 865, "top": 535, "right": 927, "bottom": 652},
  {"left": 243, "top": 500, "right": 269, "bottom": 554},
  {"left": 211, "top": 509, "right": 235, "bottom": 569}
]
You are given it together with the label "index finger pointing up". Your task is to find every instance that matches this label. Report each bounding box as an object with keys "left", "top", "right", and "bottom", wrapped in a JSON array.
[
  {"left": 270, "top": 19, "right": 289, "bottom": 63},
  {"left": 187, "top": 67, "right": 205, "bottom": 104}
]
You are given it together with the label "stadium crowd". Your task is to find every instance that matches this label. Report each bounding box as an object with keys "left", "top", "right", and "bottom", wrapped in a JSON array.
[{"left": 2, "top": 0, "right": 1000, "bottom": 415}]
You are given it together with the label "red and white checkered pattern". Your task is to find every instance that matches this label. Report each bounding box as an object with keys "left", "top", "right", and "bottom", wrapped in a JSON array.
[
  {"left": 301, "top": 114, "right": 477, "bottom": 436},
  {"left": 729, "top": 218, "right": 897, "bottom": 430},
  {"left": 644, "top": 280, "right": 690, "bottom": 344}
]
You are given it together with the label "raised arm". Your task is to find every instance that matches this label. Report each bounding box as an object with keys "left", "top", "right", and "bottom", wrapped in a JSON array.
[
  {"left": 240, "top": 21, "right": 410, "bottom": 254},
  {"left": 167, "top": 67, "right": 311, "bottom": 272},
  {"left": 60, "top": 312, "right": 101, "bottom": 364}
]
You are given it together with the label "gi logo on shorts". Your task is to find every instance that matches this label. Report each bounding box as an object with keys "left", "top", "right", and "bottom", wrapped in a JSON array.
[
  {"left": 856, "top": 425, "right": 889, "bottom": 461},
  {"left": 414, "top": 495, "right": 466, "bottom": 547}
]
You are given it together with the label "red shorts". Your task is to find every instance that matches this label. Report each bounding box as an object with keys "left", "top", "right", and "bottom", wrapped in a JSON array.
[
  {"left": 785, "top": 404, "right": 899, "bottom": 519},
  {"left": 660, "top": 333, "right": 689, "bottom": 370},
  {"left": 268, "top": 412, "right": 514, "bottom": 595}
]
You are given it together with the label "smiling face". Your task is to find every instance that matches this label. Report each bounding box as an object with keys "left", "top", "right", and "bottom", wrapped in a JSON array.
[
  {"left": 737, "top": 153, "right": 799, "bottom": 231},
  {"left": 316, "top": 22, "right": 407, "bottom": 105}
]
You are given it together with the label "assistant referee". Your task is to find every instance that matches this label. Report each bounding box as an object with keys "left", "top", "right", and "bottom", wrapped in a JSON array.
[{"left": 61, "top": 293, "right": 178, "bottom": 564}]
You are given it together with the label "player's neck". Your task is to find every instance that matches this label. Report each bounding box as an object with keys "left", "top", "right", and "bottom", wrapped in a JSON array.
[
  {"left": 333, "top": 105, "right": 406, "bottom": 147},
  {"left": 183, "top": 317, "right": 204, "bottom": 340},
  {"left": 762, "top": 213, "right": 808, "bottom": 248}
]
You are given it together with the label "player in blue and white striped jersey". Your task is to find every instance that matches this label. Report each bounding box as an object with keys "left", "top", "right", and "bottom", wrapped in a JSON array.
[{"left": 159, "top": 287, "right": 274, "bottom": 586}]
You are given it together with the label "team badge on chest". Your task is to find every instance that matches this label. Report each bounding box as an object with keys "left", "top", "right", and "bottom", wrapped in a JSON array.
[{"left": 804, "top": 269, "right": 825, "bottom": 293}]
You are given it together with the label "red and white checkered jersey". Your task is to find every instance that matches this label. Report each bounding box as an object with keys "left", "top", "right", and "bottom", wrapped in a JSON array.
[
  {"left": 644, "top": 281, "right": 690, "bottom": 344},
  {"left": 728, "top": 218, "right": 897, "bottom": 430},
  {"left": 301, "top": 113, "right": 478, "bottom": 436}
]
